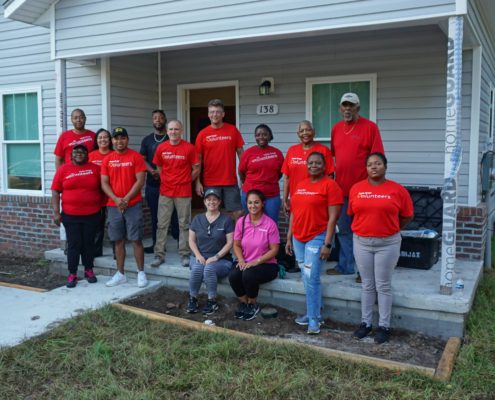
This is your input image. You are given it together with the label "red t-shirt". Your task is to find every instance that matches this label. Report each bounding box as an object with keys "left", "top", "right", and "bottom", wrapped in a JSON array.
[
  {"left": 89, "top": 150, "right": 114, "bottom": 206},
  {"left": 89, "top": 149, "right": 113, "bottom": 167},
  {"left": 331, "top": 117, "right": 384, "bottom": 196},
  {"left": 290, "top": 177, "right": 343, "bottom": 242},
  {"left": 281, "top": 142, "right": 334, "bottom": 198},
  {"left": 238, "top": 145, "right": 284, "bottom": 197},
  {"left": 54, "top": 130, "right": 96, "bottom": 164},
  {"left": 51, "top": 162, "right": 102, "bottom": 216},
  {"left": 195, "top": 123, "right": 245, "bottom": 186},
  {"left": 348, "top": 179, "right": 414, "bottom": 237},
  {"left": 101, "top": 149, "right": 146, "bottom": 207},
  {"left": 153, "top": 139, "right": 199, "bottom": 197}
]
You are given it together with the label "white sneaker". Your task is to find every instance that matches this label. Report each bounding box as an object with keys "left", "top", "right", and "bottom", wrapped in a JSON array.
[
  {"left": 106, "top": 271, "right": 127, "bottom": 287},
  {"left": 137, "top": 271, "right": 148, "bottom": 288}
]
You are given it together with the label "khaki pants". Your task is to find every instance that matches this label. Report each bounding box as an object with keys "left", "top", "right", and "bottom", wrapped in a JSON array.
[{"left": 154, "top": 195, "right": 191, "bottom": 258}]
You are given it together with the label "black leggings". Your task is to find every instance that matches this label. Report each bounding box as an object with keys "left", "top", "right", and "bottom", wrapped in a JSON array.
[
  {"left": 228, "top": 263, "right": 278, "bottom": 299},
  {"left": 62, "top": 212, "right": 99, "bottom": 274}
]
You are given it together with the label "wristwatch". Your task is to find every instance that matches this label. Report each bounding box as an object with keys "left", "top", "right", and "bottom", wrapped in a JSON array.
[{"left": 324, "top": 243, "right": 332, "bottom": 249}]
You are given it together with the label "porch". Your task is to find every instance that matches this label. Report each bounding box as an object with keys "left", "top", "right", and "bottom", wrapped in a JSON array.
[{"left": 44, "top": 239, "right": 483, "bottom": 340}]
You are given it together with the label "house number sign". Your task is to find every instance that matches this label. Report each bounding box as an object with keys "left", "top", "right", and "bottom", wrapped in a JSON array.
[{"left": 256, "top": 104, "right": 278, "bottom": 115}]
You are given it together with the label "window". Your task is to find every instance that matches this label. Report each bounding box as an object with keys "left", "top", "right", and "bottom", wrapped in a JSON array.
[
  {"left": 490, "top": 83, "right": 495, "bottom": 141},
  {"left": 306, "top": 74, "right": 377, "bottom": 140},
  {"left": 0, "top": 89, "right": 43, "bottom": 192}
]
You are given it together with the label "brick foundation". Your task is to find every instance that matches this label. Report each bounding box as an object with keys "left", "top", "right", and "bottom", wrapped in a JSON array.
[
  {"left": 0, "top": 194, "right": 152, "bottom": 258},
  {"left": 0, "top": 195, "right": 60, "bottom": 257},
  {"left": 456, "top": 204, "right": 487, "bottom": 261}
]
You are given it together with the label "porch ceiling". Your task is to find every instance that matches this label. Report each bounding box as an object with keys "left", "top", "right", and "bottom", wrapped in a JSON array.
[{"left": 2, "top": 0, "right": 54, "bottom": 26}]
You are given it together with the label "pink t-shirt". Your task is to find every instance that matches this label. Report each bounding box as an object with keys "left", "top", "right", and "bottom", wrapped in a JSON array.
[{"left": 234, "top": 214, "right": 280, "bottom": 264}]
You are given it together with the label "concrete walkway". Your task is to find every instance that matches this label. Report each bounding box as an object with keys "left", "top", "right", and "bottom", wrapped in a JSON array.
[{"left": 0, "top": 277, "right": 161, "bottom": 348}]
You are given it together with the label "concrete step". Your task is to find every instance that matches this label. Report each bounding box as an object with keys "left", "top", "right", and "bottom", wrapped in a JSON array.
[{"left": 45, "top": 241, "right": 483, "bottom": 339}]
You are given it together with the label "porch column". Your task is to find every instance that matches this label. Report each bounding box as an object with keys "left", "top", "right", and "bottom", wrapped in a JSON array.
[
  {"left": 55, "top": 59, "right": 67, "bottom": 133},
  {"left": 440, "top": 16, "right": 464, "bottom": 295},
  {"left": 55, "top": 59, "right": 66, "bottom": 242}
]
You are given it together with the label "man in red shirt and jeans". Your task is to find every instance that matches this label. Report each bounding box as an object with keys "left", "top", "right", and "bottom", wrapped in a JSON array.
[
  {"left": 101, "top": 127, "right": 148, "bottom": 288},
  {"left": 328, "top": 93, "right": 384, "bottom": 282},
  {"left": 195, "top": 99, "right": 245, "bottom": 219}
]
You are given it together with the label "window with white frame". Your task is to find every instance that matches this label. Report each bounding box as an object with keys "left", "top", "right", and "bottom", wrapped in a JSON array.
[
  {"left": 1, "top": 89, "right": 43, "bottom": 192},
  {"left": 306, "top": 74, "right": 377, "bottom": 140}
]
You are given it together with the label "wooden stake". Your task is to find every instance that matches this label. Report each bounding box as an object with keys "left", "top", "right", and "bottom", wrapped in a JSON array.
[
  {"left": 434, "top": 337, "right": 462, "bottom": 381},
  {"left": 113, "top": 303, "right": 436, "bottom": 377}
]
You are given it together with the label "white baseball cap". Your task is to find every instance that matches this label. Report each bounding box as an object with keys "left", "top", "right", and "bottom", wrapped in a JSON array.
[{"left": 340, "top": 93, "right": 360, "bottom": 105}]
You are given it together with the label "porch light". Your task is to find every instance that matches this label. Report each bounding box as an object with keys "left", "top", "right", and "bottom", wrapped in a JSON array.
[{"left": 259, "top": 77, "right": 274, "bottom": 96}]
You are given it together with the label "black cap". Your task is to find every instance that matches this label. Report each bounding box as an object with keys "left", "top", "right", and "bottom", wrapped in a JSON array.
[
  {"left": 204, "top": 188, "right": 221, "bottom": 199},
  {"left": 111, "top": 127, "right": 128, "bottom": 137},
  {"left": 72, "top": 144, "right": 88, "bottom": 152}
]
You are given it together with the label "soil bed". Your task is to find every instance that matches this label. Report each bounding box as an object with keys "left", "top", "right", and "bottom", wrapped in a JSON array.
[
  {"left": 0, "top": 255, "right": 67, "bottom": 290},
  {"left": 123, "top": 286, "right": 446, "bottom": 369}
]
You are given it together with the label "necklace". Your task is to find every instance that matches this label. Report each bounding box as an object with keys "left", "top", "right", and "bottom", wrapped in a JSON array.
[
  {"left": 154, "top": 133, "right": 166, "bottom": 143},
  {"left": 343, "top": 118, "right": 359, "bottom": 135}
]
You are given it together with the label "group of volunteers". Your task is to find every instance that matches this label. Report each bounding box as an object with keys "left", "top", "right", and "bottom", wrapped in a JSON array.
[{"left": 51, "top": 93, "right": 413, "bottom": 344}]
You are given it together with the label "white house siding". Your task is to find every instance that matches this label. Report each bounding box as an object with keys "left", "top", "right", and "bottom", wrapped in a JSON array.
[
  {"left": 0, "top": 14, "right": 54, "bottom": 194},
  {"left": 53, "top": 0, "right": 457, "bottom": 59},
  {"left": 110, "top": 53, "right": 159, "bottom": 150},
  {"left": 159, "top": 25, "right": 472, "bottom": 203}
]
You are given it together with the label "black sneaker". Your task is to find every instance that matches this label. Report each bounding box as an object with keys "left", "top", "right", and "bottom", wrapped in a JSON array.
[
  {"left": 353, "top": 322, "right": 372, "bottom": 339},
  {"left": 243, "top": 303, "right": 260, "bottom": 321},
  {"left": 66, "top": 274, "right": 77, "bottom": 288},
  {"left": 234, "top": 303, "right": 248, "bottom": 319},
  {"left": 186, "top": 297, "right": 198, "bottom": 314},
  {"left": 374, "top": 326, "right": 391, "bottom": 344},
  {"left": 203, "top": 299, "right": 219, "bottom": 315}
]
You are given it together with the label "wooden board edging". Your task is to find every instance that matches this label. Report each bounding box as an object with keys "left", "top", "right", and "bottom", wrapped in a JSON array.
[
  {"left": 0, "top": 281, "right": 47, "bottom": 292},
  {"left": 434, "top": 337, "right": 462, "bottom": 381},
  {"left": 113, "top": 303, "right": 436, "bottom": 377}
]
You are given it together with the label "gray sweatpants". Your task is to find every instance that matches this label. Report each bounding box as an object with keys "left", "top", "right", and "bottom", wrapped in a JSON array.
[
  {"left": 189, "top": 256, "right": 232, "bottom": 299},
  {"left": 353, "top": 233, "right": 401, "bottom": 328}
]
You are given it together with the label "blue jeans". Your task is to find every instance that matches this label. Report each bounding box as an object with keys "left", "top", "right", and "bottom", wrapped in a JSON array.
[
  {"left": 292, "top": 232, "right": 325, "bottom": 320},
  {"left": 336, "top": 197, "right": 356, "bottom": 274},
  {"left": 241, "top": 191, "right": 281, "bottom": 223}
]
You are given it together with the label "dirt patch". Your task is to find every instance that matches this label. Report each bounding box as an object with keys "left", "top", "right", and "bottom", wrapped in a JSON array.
[
  {"left": 123, "top": 286, "right": 446, "bottom": 369},
  {"left": 0, "top": 255, "right": 67, "bottom": 290}
]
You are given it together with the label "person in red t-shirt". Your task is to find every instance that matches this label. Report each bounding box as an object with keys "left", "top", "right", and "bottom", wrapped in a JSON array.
[
  {"left": 282, "top": 120, "right": 334, "bottom": 216},
  {"left": 89, "top": 128, "right": 114, "bottom": 258},
  {"left": 150, "top": 120, "right": 200, "bottom": 268},
  {"left": 328, "top": 93, "right": 385, "bottom": 280},
  {"left": 195, "top": 99, "right": 245, "bottom": 219},
  {"left": 101, "top": 127, "right": 148, "bottom": 288},
  {"left": 348, "top": 152, "right": 413, "bottom": 344},
  {"left": 51, "top": 145, "right": 102, "bottom": 288},
  {"left": 238, "top": 124, "right": 284, "bottom": 223},
  {"left": 54, "top": 109, "right": 96, "bottom": 169},
  {"left": 285, "top": 152, "right": 343, "bottom": 334}
]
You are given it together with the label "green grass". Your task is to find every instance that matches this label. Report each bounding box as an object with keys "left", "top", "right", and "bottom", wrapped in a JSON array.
[{"left": 1, "top": 272, "right": 495, "bottom": 399}]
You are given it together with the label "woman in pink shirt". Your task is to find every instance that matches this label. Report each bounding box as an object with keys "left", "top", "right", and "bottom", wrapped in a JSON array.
[{"left": 229, "top": 189, "right": 280, "bottom": 321}]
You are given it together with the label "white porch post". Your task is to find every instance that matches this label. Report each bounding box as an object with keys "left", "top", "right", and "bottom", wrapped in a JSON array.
[
  {"left": 55, "top": 59, "right": 67, "bottom": 134},
  {"left": 440, "top": 16, "right": 464, "bottom": 295},
  {"left": 55, "top": 59, "right": 67, "bottom": 242}
]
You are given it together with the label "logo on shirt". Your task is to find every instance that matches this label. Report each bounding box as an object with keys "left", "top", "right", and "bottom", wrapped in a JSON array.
[
  {"left": 251, "top": 153, "right": 278, "bottom": 163},
  {"left": 68, "top": 136, "right": 93, "bottom": 147},
  {"left": 65, "top": 169, "right": 95, "bottom": 180},
  {"left": 161, "top": 151, "right": 186, "bottom": 160},
  {"left": 108, "top": 160, "right": 134, "bottom": 168},
  {"left": 290, "top": 157, "right": 306, "bottom": 165},
  {"left": 357, "top": 191, "right": 391, "bottom": 200},
  {"left": 205, "top": 135, "right": 232, "bottom": 142},
  {"left": 294, "top": 188, "right": 319, "bottom": 196}
]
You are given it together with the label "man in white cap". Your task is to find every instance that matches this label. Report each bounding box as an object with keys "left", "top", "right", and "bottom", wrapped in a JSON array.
[{"left": 327, "top": 93, "right": 384, "bottom": 282}]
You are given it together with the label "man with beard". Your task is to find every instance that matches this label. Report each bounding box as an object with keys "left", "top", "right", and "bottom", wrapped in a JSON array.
[{"left": 140, "top": 109, "right": 179, "bottom": 254}]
